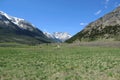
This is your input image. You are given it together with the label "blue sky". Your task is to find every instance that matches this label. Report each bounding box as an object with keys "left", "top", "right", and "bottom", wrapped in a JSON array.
[{"left": 0, "top": 0, "right": 120, "bottom": 35}]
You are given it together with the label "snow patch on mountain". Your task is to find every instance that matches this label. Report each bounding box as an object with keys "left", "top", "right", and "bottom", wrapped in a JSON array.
[
  {"left": 10, "top": 17, "right": 24, "bottom": 26},
  {"left": 4, "top": 21, "right": 10, "bottom": 24},
  {"left": 44, "top": 32, "right": 56, "bottom": 39}
]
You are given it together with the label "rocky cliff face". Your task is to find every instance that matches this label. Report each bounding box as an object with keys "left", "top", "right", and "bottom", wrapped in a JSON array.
[{"left": 66, "top": 6, "right": 120, "bottom": 43}]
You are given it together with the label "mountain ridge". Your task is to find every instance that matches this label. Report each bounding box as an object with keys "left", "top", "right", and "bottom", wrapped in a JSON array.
[
  {"left": 66, "top": 6, "right": 120, "bottom": 43},
  {"left": 0, "top": 11, "right": 53, "bottom": 45}
]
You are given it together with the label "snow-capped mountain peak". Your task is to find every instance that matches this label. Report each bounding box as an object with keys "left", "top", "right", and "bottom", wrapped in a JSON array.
[
  {"left": 44, "top": 32, "right": 72, "bottom": 42},
  {"left": 53, "top": 32, "right": 71, "bottom": 39},
  {"left": 0, "top": 11, "right": 24, "bottom": 22},
  {"left": 0, "top": 11, "right": 12, "bottom": 20},
  {"left": 0, "top": 11, "right": 35, "bottom": 31}
]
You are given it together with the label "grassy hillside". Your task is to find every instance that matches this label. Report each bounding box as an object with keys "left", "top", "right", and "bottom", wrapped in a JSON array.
[
  {"left": 66, "top": 25, "right": 120, "bottom": 43},
  {"left": 0, "top": 43, "right": 120, "bottom": 80}
]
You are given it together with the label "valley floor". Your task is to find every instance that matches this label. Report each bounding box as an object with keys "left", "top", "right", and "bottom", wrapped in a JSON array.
[{"left": 0, "top": 42, "right": 120, "bottom": 80}]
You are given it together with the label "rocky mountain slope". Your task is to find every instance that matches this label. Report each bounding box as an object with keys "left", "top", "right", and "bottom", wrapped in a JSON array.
[
  {"left": 0, "top": 11, "right": 53, "bottom": 45},
  {"left": 44, "top": 32, "right": 71, "bottom": 42},
  {"left": 66, "top": 6, "right": 120, "bottom": 43}
]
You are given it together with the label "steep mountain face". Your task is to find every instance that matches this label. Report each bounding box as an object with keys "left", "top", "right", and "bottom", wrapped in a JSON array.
[
  {"left": 44, "top": 32, "right": 72, "bottom": 42},
  {"left": 66, "top": 6, "right": 120, "bottom": 43},
  {"left": 0, "top": 11, "right": 53, "bottom": 44}
]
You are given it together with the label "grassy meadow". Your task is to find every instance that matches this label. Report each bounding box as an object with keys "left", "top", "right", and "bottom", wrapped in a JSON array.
[{"left": 0, "top": 42, "right": 120, "bottom": 80}]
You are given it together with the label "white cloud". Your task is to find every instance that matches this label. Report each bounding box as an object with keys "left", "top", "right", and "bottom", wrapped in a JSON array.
[
  {"left": 104, "top": 0, "right": 110, "bottom": 8},
  {"left": 80, "top": 23, "right": 87, "bottom": 26},
  {"left": 105, "top": 0, "right": 109, "bottom": 4},
  {"left": 95, "top": 10, "right": 102, "bottom": 15}
]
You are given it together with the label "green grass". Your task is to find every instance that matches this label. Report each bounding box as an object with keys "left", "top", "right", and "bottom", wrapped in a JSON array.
[{"left": 0, "top": 44, "right": 120, "bottom": 80}]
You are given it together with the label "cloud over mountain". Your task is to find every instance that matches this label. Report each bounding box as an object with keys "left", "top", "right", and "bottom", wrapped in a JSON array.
[{"left": 95, "top": 10, "right": 102, "bottom": 15}]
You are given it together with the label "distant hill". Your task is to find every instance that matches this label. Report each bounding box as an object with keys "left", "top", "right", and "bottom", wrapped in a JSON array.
[
  {"left": 66, "top": 6, "right": 120, "bottom": 43},
  {"left": 0, "top": 11, "right": 53, "bottom": 45}
]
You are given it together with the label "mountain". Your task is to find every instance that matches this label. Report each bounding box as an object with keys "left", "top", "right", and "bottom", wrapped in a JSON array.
[
  {"left": 66, "top": 6, "right": 120, "bottom": 43},
  {"left": 53, "top": 32, "right": 72, "bottom": 42},
  {"left": 0, "top": 11, "right": 53, "bottom": 45},
  {"left": 44, "top": 32, "right": 72, "bottom": 42}
]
